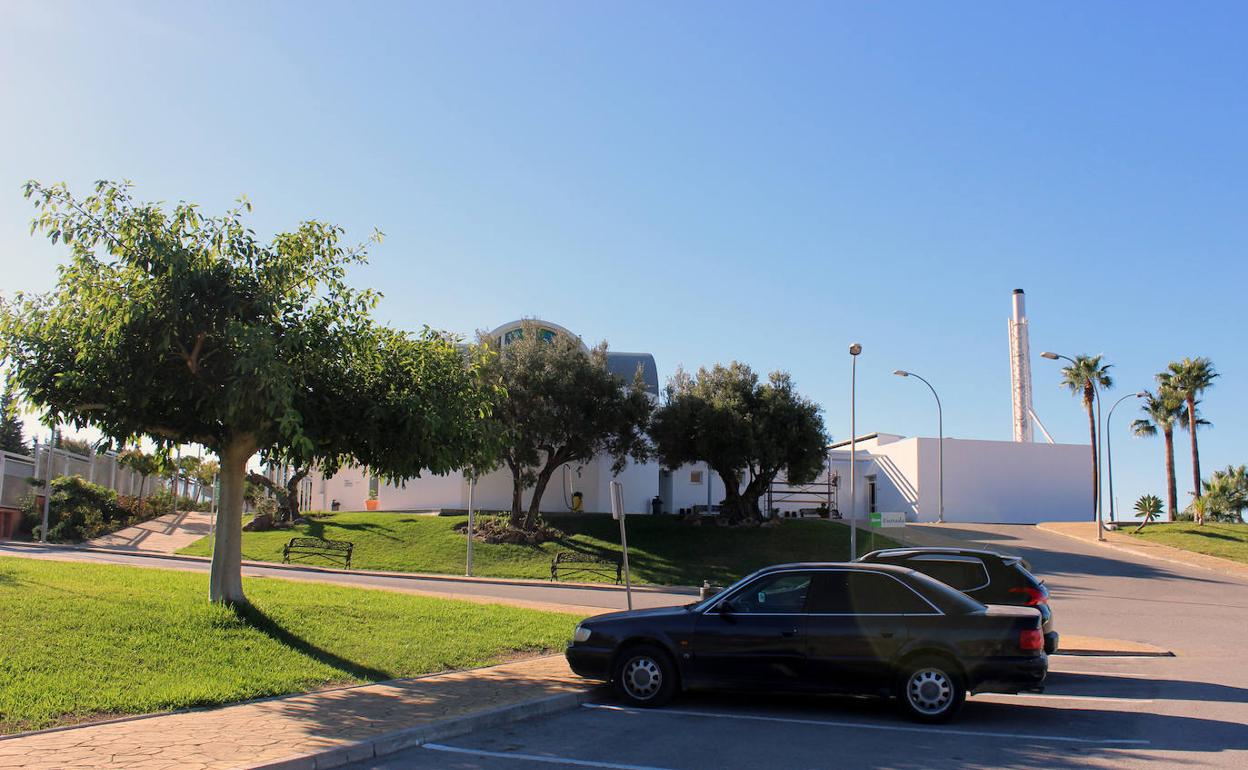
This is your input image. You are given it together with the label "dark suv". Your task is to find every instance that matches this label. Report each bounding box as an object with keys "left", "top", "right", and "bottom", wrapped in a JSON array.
[{"left": 859, "top": 547, "right": 1057, "bottom": 654}]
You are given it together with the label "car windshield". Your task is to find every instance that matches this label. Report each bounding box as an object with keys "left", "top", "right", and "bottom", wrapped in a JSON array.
[{"left": 902, "top": 569, "right": 986, "bottom": 614}]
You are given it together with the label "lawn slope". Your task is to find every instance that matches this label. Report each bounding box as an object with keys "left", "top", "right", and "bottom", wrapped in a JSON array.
[
  {"left": 0, "top": 556, "right": 579, "bottom": 734},
  {"left": 1126, "top": 522, "right": 1248, "bottom": 565},
  {"left": 178, "top": 512, "right": 896, "bottom": 585}
]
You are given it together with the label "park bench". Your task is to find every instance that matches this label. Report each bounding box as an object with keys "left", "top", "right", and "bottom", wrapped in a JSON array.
[
  {"left": 282, "top": 537, "right": 354, "bottom": 570},
  {"left": 551, "top": 551, "right": 622, "bottom": 584}
]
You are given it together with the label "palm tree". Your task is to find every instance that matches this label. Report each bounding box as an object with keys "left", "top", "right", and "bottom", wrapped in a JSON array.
[
  {"left": 1132, "top": 494, "right": 1163, "bottom": 534},
  {"left": 1188, "top": 494, "right": 1217, "bottom": 526},
  {"left": 1158, "top": 358, "right": 1218, "bottom": 500},
  {"left": 1058, "top": 355, "right": 1114, "bottom": 521},
  {"left": 1204, "top": 466, "right": 1247, "bottom": 523},
  {"left": 1131, "top": 388, "right": 1184, "bottom": 520}
]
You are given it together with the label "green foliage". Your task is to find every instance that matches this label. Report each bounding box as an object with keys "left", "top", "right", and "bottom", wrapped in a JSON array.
[
  {"left": 1058, "top": 354, "right": 1114, "bottom": 410},
  {"left": 179, "top": 511, "right": 894, "bottom": 586},
  {"left": 1132, "top": 388, "right": 1186, "bottom": 518},
  {"left": 1197, "top": 465, "right": 1247, "bottom": 524},
  {"left": 0, "top": 556, "right": 580, "bottom": 733},
  {"left": 651, "top": 362, "right": 827, "bottom": 525},
  {"left": 20, "top": 475, "right": 128, "bottom": 541},
  {"left": 476, "top": 320, "right": 653, "bottom": 529},
  {"left": 1131, "top": 494, "right": 1163, "bottom": 533},
  {"left": 1126, "top": 522, "right": 1248, "bottom": 565},
  {"left": 1158, "top": 357, "right": 1218, "bottom": 501},
  {"left": 0, "top": 378, "right": 28, "bottom": 455}
]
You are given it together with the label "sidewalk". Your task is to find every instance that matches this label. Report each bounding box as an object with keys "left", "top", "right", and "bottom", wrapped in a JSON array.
[
  {"left": 0, "top": 656, "right": 597, "bottom": 770},
  {"left": 84, "top": 510, "right": 213, "bottom": 554},
  {"left": 1037, "top": 520, "right": 1248, "bottom": 583}
]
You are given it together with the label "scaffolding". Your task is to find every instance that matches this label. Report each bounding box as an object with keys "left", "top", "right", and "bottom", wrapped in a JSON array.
[{"left": 765, "top": 467, "right": 839, "bottom": 518}]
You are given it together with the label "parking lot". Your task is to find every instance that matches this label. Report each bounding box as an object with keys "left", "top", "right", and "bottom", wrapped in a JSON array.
[{"left": 346, "top": 525, "right": 1248, "bottom": 769}]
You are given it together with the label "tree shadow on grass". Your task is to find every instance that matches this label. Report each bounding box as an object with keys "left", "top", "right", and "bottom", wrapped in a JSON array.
[
  {"left": 231, "top": 602, "right": 392, "bottom": 682},
  {"left": 303, "top": 519, "right": 403, "bottom": 543}
]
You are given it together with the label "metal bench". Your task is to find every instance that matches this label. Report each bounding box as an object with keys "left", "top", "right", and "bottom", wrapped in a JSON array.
[
  {"left": 282, "top": 537, "right": 353, "bottom": 569},
  {"left": 551, "top": 551, "right": 622, "bottom": 584}
]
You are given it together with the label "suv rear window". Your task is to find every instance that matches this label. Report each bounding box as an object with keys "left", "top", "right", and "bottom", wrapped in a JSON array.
[{"left": 906, "top": 556, "right": 990, "bottom": 592}]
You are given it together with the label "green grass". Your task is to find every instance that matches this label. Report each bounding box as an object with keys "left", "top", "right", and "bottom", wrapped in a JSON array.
[
  {"left": 1126, "top": 522, "right": 1248, "bottom": 565},
  {"left": 0, "top": 556, "right": 580, "bottom": 735},
  {"left": 179, "top": 512, "right": 898, "bottom": 586}
]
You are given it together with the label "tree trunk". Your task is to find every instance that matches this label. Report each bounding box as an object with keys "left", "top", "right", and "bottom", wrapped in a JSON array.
[
  {"left": 1163, "top": 427, "right": 1178, "bottom": 521},
  {"left": 507, "top": 460, "right": 527, "bottom": 530},
  {"left": 1086, "top": 401, "right": 1099, "bottom": 522},
  {"left": 527, "top": 464, "right": 557, "bottom": 523},
  {"left": 1187, "top": 395, "right": 1201, "bottom": 500},
  {"left": 715, "top": 469, "right": 754, "bottom": 525},
  {"left": 284, "top": 467, "right": 309, "bottom": 521},
  {"left": 209, "top": 436, "right": 256, "bottom": 604}
]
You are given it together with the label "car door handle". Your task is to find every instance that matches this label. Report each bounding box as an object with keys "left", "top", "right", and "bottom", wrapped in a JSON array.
[{"left": 781, "top": 628, "right": 799, "bottom": 637}]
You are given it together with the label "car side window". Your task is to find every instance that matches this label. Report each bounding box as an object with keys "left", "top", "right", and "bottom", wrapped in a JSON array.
[
  {"left": 809, "top": 571, "right": 934, "bottom": 614},
  {"left": 722, "top": 573, "right": 812, "bottom": 614},
  {"left": 907, "top": 558, "right": 989, "bottom": 592}
]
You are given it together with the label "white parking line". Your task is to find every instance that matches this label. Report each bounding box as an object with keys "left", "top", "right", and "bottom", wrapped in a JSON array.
[
  {"left": 982, "top": 692, "right": 1154, "bottom": 704},
  {"left": 423, "top": 742, "right": 676, "bottom": 770},
  {"left": 581, "top": 704, "right": 1151, "bottom": 745}
]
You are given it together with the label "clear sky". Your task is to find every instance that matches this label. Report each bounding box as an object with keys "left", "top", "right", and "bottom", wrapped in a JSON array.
[{"left": 1, "top": 1, "right": 1244, "bottom": 515}]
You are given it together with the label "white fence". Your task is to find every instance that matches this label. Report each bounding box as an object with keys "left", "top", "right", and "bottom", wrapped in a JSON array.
[{"left": 0, "top": 445, "right": 206, "bottom": 510}]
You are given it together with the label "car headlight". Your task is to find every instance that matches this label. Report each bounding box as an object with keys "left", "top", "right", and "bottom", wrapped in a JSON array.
[{"left": 572, "top": 624, "right": 593, "bottom": 643}]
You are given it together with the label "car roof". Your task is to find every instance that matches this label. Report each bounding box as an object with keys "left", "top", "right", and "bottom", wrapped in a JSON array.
[
  {"left": 754, "top": 561, "right": 917, "bottom": 576},
  {"left": 862, "top": 546, "right": 1016, "bottom": 562}
]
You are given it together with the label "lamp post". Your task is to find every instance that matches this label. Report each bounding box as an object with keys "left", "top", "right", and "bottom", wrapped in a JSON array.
[
  {"left": 1040, "top": 351, "right": 1105, "bottom": 541},
  {"left": 1106, "top": 391, "right": 1147, "bottom": 525},
  {"left": 849, "top": 343, "right": 862, "bottom": 560},
  {"left": 895, "top": 370, "right": 943, "bottom": 524}
]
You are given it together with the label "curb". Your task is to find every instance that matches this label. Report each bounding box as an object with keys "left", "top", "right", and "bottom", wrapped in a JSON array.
[
  {"left": 250, "top": 688, "right": 595, "bottom": 770},
  {"left": 1035, "top": 523, "right": 1248, "bottom": 584},
  {"left": 0, "top": 541, "right": 700, "bottom": 595},
  {"left": 1054, "top": 648, "right": 1174, "bottom": 658}
]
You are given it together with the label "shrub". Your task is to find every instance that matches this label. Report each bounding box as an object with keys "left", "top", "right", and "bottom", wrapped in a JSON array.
[{"left": 21, "top": 476, "right": 128, "bottom": 542}]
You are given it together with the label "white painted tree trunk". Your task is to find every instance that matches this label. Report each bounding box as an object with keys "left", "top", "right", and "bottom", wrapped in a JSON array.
[{"left": 209, "top": 437, "right": 255, "bottom": 604}]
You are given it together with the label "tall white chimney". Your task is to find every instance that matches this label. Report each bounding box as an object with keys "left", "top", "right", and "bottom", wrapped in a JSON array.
[{"left": 1008, "top": 289, "right": 1034, "bottom": 442}]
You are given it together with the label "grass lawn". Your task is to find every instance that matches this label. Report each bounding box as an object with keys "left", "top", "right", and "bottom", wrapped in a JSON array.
[
  {"left": 179, "top": 512, "right": 899, "bottom": 586},
  {"left": 1125, "top": 522, "right": 1248, "bottom": 565},
  {"left": 0, "top": 556, "right": 580, "bottom": 735}
]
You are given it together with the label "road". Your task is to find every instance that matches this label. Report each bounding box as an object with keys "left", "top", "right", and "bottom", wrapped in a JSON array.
[
  {"left": 0, "top": 543, "right": 694, "bottom": 614},
  {"left": 344, "top": 523, "right": 1248, "bottom": 770}
]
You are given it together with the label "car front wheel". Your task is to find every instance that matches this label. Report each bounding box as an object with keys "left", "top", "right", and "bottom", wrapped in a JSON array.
[
  {"left": 897, "top": 657, "right": 966, "bottom": 723},
  {"left": 612, "top": 644, "right": 677, "bottom": 708}
]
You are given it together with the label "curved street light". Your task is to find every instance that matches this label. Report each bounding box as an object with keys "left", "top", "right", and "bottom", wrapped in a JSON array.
[
  {"left": 894, "top": 370, "right": 943, "bottom": 524},
  {"left": 1106, "top": 391, "right": 1147, "bottom": 524},
  {"left": 1040, "top": 351, "right": 1105, "bottom": 541}
]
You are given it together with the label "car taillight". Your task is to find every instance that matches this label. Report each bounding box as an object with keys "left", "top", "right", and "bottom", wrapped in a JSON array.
[
  {"left": 1009, "top": 586, "right": 1048, "bottom": 606},
  {"left": 1019, "top": 628, "right": 1044, "bottom": 651}
]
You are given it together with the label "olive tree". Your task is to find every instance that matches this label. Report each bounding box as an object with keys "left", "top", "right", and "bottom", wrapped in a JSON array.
[
  {"left": 478, "top": 321, "right": 652, "bottom": 530},
  {"left": 0, "top": 181, "right": 496, "bottom": 603},
  {"left": 651, "top": 362, "right": 827, "bottom": 525}
]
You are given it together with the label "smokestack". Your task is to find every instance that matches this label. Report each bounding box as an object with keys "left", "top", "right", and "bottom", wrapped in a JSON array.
[{"left": 1008, "top": 289, "right": 1034, "bottom": 442}]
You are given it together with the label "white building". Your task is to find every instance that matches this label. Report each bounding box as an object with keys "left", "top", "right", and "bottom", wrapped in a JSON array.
[{"left": 309, "top": 316, "right": 1093, "bottom": 525}]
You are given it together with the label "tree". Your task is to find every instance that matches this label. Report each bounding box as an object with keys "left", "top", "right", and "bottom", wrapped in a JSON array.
[
  {"left": 1131, "top": 494, "right": 1163, "bottom": 534},
  {"left": 1202, "top": 466, "right": 1247, "bottom": 524},
  {"left": 118, "top": 448, "right": 166, "bottom": 504},
  {"left": 1131, "top": 388, "right": 1185, "bottom": 520},
  {"left": 1158, "top": 357, "right": 1218, "bottom": 500},
  {"left": 0, "top": 377, "right": 28, "bottom": 455},
  {"left": 1057, "top": 355, "right": 1113, "bottom": 522},
  {"left": 651, "top": 362, "right": 828, "bottom": 526},
  {"left": 0, "top": 181, "right": 496, "bottom": 603},
  {"left": 55, "top": 434, "right": 94, "bottom": 456},
  {"left": 477, "top": 321, "right": 652, "bottom": 530},
  {"left": 247, "top": 463, "right": 311, "bottom": 522}
]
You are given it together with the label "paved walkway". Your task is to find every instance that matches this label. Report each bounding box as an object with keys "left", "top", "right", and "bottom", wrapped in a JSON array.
[
  {"left": 0, "top": 543, "right": 694, "bottom": 616},
  {"left": 84, "top": 510, "right": 213, "bottom": 554},
  {"left": 0, "top": 656, "right": 594, "bottom": 770}
]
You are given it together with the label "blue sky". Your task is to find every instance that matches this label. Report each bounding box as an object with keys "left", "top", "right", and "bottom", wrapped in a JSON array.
[{"left": 1, "top": 1, "right": 1244, "bottom": 514}]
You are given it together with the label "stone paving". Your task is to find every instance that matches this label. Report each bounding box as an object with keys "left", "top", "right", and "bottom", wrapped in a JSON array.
[
  {"left": 84, "top": 510, "right": 213, "bottom": 554},
  {"left": 0, "top": 656, "right": 591, "bottom": 770}
]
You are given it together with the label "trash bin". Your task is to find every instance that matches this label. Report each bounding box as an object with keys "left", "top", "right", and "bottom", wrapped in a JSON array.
[
  {"left": 651, "top": 496, "right": 663, "bottom": 516},
  {"left": 331, "top": 499, "right": 341, "bottom": 511}
]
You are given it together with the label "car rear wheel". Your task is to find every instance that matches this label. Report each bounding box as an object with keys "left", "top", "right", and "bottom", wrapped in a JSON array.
[
  {"left": 897, "top": 657, "right": 966, "bottom": 723},
  {"left": 613, "top": 644, "right": 677, "bottom": 708}
]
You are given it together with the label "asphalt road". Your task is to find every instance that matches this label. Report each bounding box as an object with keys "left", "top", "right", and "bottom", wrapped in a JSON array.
[
  {"left": 0, "top": 543, "right": 695, "bottom": 612},
  {"left": 344, "top": 523, "right": 1248, "bottom": 770}
]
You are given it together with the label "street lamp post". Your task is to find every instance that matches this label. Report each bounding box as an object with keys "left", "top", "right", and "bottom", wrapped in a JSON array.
[
  {"left": 1106, "top": 391, "right": 1147, "bottom": 524},
  {"left": 849, "top": 343, "right": 862, "bottom": 560},
  {"left": 895, "top": 370, "right": 943, "bottom": 524},
  {"left": 1041, "top": 351, "right": 1105, "bottom": 541}
]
